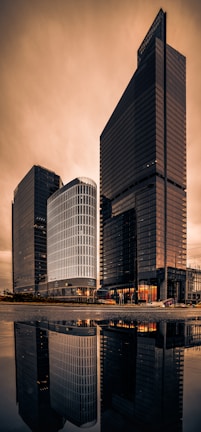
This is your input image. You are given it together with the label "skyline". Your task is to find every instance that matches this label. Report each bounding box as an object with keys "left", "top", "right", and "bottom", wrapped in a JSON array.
[{"left": 1, "top": 0, "right": 201, "bottom": 290}]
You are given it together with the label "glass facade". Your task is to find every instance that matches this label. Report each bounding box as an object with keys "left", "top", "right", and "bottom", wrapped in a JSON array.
[
  {"left": 12, "top": 166, "right": 61, "bottom": 295},
  {"left": 186, "top": 268, "right": 201, "bottom": 304},
  {"left": 47, "top": 177, "right": 97, "bottom": 298},
  {"left": 100, "top": 9, "right": 186, "bottom": 301}
]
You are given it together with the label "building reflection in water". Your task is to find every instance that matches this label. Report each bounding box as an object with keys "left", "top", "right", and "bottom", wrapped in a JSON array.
[
  {"left": 100, "top": 320, "right": 184, "bottom": 432},
  {"left": 14, "top": 321, "right": 65, "bottom": 432},
  {"left": 14, "top": 319, "right": 201, "bottom": 432},
  {"left": 48, "top": 321, "right": 98, "bottom": 428}
]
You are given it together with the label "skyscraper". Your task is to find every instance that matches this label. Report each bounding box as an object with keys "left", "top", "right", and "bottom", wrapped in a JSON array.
[
  {"left": 100, "top": 9, "right": 186, "bottom": 302},
  {"left": 12, "top": 165, "right": 61, "bottom": 295},
  {"left": 47, "top": 177, "right": 97, "bottom": 299}
]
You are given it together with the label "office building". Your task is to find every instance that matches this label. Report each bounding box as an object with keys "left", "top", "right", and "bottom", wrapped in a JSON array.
[
  {"left": 186, "top": 267, "right": 201, "bottom": 304},
  {"left": 47, "top": 177, "right": 97, "bottom": 299},
  {"left": 12, "top": 165, "right": 61, "bottom": 295},
  {"left": 100, "top": 9, "right": 186, "bottom": 302}
]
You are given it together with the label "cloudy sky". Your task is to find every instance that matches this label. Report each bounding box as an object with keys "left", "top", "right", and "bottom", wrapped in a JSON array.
[{"left": 0, "top": 0, "right": 201, "bottom": 290}]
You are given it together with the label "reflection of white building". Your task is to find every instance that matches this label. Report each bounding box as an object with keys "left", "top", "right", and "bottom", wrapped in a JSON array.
[
  {"left": 49, "top": 322, "right": 98, "bottom": 428},
  {"left": 47, "top": 177, "right": 97, "bottom": 299}
]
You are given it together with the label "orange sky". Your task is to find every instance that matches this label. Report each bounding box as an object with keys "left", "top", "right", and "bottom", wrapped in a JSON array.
[{"left": 0, "top": 0, "right": 201, "bottom": 291}]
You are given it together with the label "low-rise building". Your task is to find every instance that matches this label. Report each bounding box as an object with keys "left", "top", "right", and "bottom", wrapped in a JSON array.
[{"left": 186, "top": 268, "right": 201, "bottom": 304}]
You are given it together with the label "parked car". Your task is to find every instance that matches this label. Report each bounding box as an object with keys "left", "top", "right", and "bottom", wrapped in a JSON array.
[{"left": 97, "top": 298, "right": 116, "bottom": 305}]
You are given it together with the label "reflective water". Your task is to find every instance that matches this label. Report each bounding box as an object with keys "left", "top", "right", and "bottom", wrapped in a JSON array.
[{"left": 0, "top": 305, "right": 201, "bottom": 432}]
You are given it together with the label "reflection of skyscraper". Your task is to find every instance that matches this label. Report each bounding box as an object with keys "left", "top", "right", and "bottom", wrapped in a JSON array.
[
  {"left": 100, "top": 320, "right": 184, "bottom": 432},
  {"left": 100, "top": 9, "right": 186, "bottom": 301},
  {"left": 14, "top": 318, "right": 197, "bottom": 432},
  {"left": 14, "top": 322, "right": 64, "bottom": 432},
  {"left": 12, "top": 165, "right": 61, "bottom": 295},
  {"left": 134, "top": 322, "right": 184, "bottom": 432},
  {"left": 48, "top": 321, "right": 98, "bottom": 428},
  {"left": 15, "top": 320, "right": 100, "bottom": 432},
  {"left": 100, "top": 321, "right": 137, "bottom": 417}
]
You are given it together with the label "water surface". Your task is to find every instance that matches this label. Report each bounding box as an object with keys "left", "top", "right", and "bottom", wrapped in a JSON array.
[{"left": 0, "top": 304, "right": 201, "bottom": 432}]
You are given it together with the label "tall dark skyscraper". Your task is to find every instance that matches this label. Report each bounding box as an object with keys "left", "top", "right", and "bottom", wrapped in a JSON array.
[
  {"left": 12, "top": 165, "right": 61, "bottom": 295},
  {"left": 100, "top": 9, "right": 186, "bottom": 302}
]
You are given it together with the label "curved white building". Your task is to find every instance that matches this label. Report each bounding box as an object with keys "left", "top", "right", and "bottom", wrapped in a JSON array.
[{"left": 47, "top": 177, "right": 97, "bottom": 299}]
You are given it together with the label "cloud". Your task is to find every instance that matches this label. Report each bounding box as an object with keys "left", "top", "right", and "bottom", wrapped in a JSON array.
[{"left": 0, "top": 0, "right": 201, "bottom": 288}]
